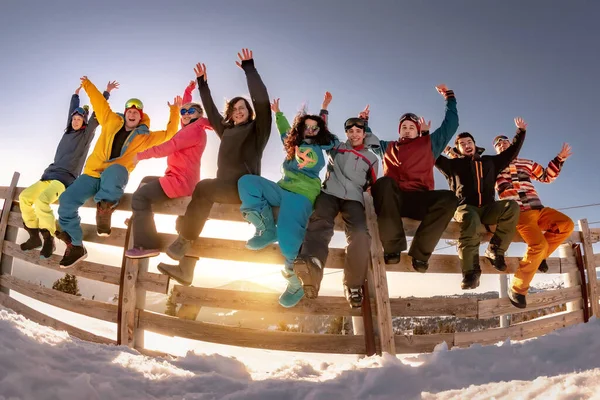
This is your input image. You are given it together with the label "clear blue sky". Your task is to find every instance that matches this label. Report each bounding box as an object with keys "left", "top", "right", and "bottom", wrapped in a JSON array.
[{"left": 1, "top": 0, "right": 599, "bottom": 227}]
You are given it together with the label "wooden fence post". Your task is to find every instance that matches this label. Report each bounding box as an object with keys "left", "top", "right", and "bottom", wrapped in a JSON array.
[
  {"left": 561, "top": 244, "right": 582, "bottom": 312},
  {"left": 364, "top": 193, "right": 395, "bottom": 355},
  {"left": 578, "top": 219, "right": 599, "bottom": 317},
  {"left": 498, "top": 275, "right": 509, "bottom": 327},
  {"left": 0, "top": 172, "right": 20, "bottom": 295}
]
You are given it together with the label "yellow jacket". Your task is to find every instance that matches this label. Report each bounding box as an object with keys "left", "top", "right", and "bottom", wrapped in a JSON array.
[{"left": 81, "top": 79, "right": 180, "bottom": 178}]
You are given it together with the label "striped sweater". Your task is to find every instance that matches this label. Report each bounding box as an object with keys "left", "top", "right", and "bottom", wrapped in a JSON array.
[{"left": 495, "top": 156, "right": 565, "bottom": 211}]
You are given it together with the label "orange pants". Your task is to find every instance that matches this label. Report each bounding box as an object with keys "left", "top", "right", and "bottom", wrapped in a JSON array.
[{"left": 511, "top": 208, "right": 574, "bottom": 294}]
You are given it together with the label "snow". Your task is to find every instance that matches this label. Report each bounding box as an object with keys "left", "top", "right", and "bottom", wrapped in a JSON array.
[{"left": 2, "top": 306, "right": 600, "bottom": 399}]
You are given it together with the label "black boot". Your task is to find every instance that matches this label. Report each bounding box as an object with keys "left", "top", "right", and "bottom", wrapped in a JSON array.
[
  {"left": 293, "top": 256, "right": 324, "bottom": 299},
  {"left": 508, "top": 288, "right": 527, "bottom": 308},
  {"left": 60, "top": 243, "right": 87, "bottom": 268},
  {"left": 461, "top": 264, "right": 481, "bottom": 290},
  {"left": 344, "top": 285, "right": 364, "bottom": 308},
  {"left": 538, "top": 259, "right": 549, "bottom": 273},
  {"left": 412, "top": 258, "right": 429, "bottom": 273},
  {"left": 39, "top": 229, "right": 56, "bottom": 259},
  {"left": 384, "top": 252, "right": 401, "bottom": 265},
  {"left": 96, "top": 201, "right": 116, "bottom": 237},
  {"left": 485, "top": 239, "right": 507, "bottom": 272},
  {"left": 20, "top": 224, "right": 42, "bottom": 251}
]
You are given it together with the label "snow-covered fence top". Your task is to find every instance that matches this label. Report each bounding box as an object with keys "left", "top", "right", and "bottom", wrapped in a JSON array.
[{"left": 0, "top": 171, "right": 599, "bottom": 357}]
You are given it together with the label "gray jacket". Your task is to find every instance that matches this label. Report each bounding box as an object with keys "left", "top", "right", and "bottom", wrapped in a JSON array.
[
  {"left": 41, "top": 91, "right": 109, "bottom": 187},
  {"left": 321, "top": 129, "right": 380, "bottom": 205}
]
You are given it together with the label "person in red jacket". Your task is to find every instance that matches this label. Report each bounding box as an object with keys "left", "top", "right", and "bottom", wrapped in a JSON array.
[{"left": 125, "top": 80, "right": 211, "bottom": 259}]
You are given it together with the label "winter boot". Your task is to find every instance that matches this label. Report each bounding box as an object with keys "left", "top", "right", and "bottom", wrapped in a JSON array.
[
  {"left": 166, "top": 235, "right": 194, "bottom": 261},
  {"left": 484, "top": 239, "right": 507, "bottom": 272},
  {"left": 279, "top": 267, "right": 305, "bottom": 308},
  {"left": 60, "top": 243, "right": 87, "bottom": 268},
  {"left": 157, "top": 256, "right": 197, "bottom": 286},
  {"left": 96, "top": 201, "right": 116, "bottom": 237},
  {"left": 384, "top": 252, "right": 401, "bottom": 265},
  {"left": 461, "top": 262, "right": 481, "bottom": 290},
  {"left": 293, "top": 256, "right": 323, "bottom": 299},
  {"left": 508, "top": 288, "right": 527, "bottom": 309},
  {"left": 243, "top": 207, "right": 277, "bottom": 250},
  {"left": 125, "top": 247, "right": 160, "bottom": 259},
  {"left": 39, "top": 229, "right": 55, "bottom": 259},
  {"left": 20, "top": 223, "right": 42, "bottom": 251},
  {"left": 538, "top": 259, "right": 549, "bottom": 273},
  {"left": 344, "top": 285, "right": 364, "bottom": 308},
  {"left": 412, "top": 258, "right": 429, "bottom": 273}
]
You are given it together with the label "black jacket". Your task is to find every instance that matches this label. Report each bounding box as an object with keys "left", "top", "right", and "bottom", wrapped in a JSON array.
[{"left": 435, "top": 128, "right": 526, "bottom": 207}]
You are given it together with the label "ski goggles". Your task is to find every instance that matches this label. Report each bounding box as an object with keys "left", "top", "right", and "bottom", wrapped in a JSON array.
[
  {"left": 71, "top": 107, "right": 87, "bottom": 117},
  {"left": 344, "top": 117, "right": 365, "bottom": 131},
  {"left": 399, "top": 113, "right": 420, "bottom": 126},
  {"left": 304, "top": 125, "right": 320, "bottom": 134},
  {"left": 125, "top": 98, "right": 144, "bottom": 110},
  {"left": 493, "top": 135, "right": 509, "bottom": 147},
  {"left": 180, "top": 107, "right": 199, "bottom": 116}
]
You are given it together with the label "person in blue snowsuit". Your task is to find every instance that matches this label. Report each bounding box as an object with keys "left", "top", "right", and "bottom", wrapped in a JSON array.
[{"left": 237, "top": 94, "right": 336, "bottom": 308}]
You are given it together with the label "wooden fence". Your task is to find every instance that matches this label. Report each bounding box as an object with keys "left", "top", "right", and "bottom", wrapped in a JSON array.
[{"left": 0, "top": 171, "right": 599, "bottom": 356}]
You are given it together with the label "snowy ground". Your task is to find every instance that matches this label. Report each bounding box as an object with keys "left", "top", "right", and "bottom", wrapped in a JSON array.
[{"left": 1, "top": 307, "right": 600, "bottom": 399}]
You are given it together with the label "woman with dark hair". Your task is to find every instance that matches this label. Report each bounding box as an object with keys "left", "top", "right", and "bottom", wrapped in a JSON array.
[
  {"left": 125, "top": 80, "right": 211, "bottom": 259},
  {"left": 159, "top": 48, "right": 272, "bottom": 286},
  {"left": 237, "top": 94, "right": 337, "bottom": 308}
]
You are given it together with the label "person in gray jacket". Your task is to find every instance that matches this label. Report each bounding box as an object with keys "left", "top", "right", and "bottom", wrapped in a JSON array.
[
  {"left": 18, "top": 81, "right": 117, "bottom": 259},
  {"left": 293, "top": 104, "right": 379, "bottom": 308}
]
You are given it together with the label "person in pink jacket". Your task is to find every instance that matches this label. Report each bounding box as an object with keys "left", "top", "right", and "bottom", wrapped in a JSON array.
[{"left": 125, "top": 81, "right": 211, "bottom": 259}]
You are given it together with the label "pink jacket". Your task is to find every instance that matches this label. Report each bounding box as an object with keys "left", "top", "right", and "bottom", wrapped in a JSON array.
[{"left": 137, "top": 86, "right": 210, "bottom": 198}]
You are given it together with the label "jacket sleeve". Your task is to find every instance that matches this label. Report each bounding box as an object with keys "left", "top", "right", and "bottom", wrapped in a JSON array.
[
  {"left": 531, "top": 156, "right": 564, "bottom": 183},
  {"left": 86, "top": 90, "right": 110, "bottom": 135},
  {"left": 320, "top": 109, "right": 329, "bottom": 127},
  {"left": 82, "top": 79, "right": 119, "bottom": 127},
  {"left": 67, "top": 94, "right": 80, "bottom": 129},
  {"left": 241, "top": 59, "right": 272, "bottom": 145},
  {"left": 137, "top": 118, "right": 209, "bottom": 160},
  {"left": 492, "top": 128, "right": 526, "bottom": 175},
  {"left": 275, "top": 111, "right": 291, "bottom": 142},
  {"left": 430, "top": 90, "right": 459, "bottom": 158},
  {"left": 142, "top": 104, "right": 181, "bottom": 147},
  {"left": 435, "top": 155, "right": 453, "bottom": 179},
  {"left": 197, "top": 77, "right": 226, "bottom": 138},
  {"left": 182, "top": 84, "right": 193, "bottom": 104}
]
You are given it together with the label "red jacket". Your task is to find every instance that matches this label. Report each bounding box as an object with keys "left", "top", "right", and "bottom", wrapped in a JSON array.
[{"left": 136, "top": 86, "right": 211, "bottom": 198}]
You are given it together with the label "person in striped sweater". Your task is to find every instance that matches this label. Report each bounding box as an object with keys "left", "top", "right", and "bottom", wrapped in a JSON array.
[{"left": 493, "top": 137, "right": 574, "bottom": 308}]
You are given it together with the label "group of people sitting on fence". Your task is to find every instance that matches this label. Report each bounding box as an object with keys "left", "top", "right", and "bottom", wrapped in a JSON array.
[{"left": 17, "top": 48, "right": 574, "bottom": 310}]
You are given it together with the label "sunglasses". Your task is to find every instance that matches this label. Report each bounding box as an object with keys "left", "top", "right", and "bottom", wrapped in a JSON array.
[
  {"left": 180, "top": 107, "right": 199, "bottom": 116},
  {"left": 125, "top": 98, "right": 144, "bottom": 110},
  {"left": 304, "top": 125, "right": 320, "bottom": 133},
  {"left": 71, "top": 107, "right": 87, "bottom": 116},
  {"left": 493, "top": 136, "right": 509, "bottom": 147},
  {"left": 344, "top": 118, "right": 365, "bottom": 131}
]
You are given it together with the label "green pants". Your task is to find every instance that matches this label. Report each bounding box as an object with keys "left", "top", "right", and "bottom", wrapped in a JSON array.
[{"left": 454, "top": 201, "right": 520, "bottom": 272}]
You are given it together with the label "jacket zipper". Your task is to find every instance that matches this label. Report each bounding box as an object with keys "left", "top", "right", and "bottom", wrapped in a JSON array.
[{"left": 475, "top": 161, "right": 483, "bottom": 206}]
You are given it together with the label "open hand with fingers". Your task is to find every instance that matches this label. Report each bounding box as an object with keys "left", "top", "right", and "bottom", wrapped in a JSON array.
[
  {"left": 236, "top": 48, "right": 253, "bottom": 68},
  {"left": 169, "top": 95, "right": 183, "bottom": 109},
  {"left": 270, "top": 98, "right": 280, "bottom": 113},
  {"left": 419, "top": 117, "right": 431, "bottom": 132},
  {"left": 194, "top": 63, "right": 207, "bottom": 82},
  {"left": 106, "top": 81, "right": 119, "bottom": 93},
  {"left": 321, "top": 91, "right": 333, "bottom": 110},
  {"left": 514, "top": 117, "right": 528, "bottom": 131},
  {"left": 358, "top": 105, "right": 370, "bottom": 120},
  {"left": 558, "top": 143, "right": 573, "bottom": 160}
]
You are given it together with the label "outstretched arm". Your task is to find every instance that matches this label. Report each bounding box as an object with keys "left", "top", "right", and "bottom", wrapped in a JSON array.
[
  {"left": 532, "top": 143, "right": 572, "bottom": 183},
  {"left": 493, "top": 117, "right": 528, "bottom": 174},
  {"left": 271, "top": 98, "right": 291, "bottom": 142},
  {"left": 67, "top": 85, "right": 82, "bottom": 128},
  {"left": 183, "top": 80, "right": 195, "bottom": 104},
  {"left": 80, "top": 76, "right": 117, "bottom": 127},
  {"left": 137, "top": 117, "right": 209, "bottom": 160},
  {"left": 144, "top": 97, "right": 182, "bottom": 147},
  {"left": 429, "top": 84, "right": 459, "bottom": 157},
  {"left": 194, "top": 62, "right": 226, "bottom": 138}
]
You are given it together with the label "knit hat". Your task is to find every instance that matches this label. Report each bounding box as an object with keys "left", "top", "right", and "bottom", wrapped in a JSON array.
[
  {"left": 398, "top": 113, "right": 421, "bottom": 134},
  {"left": 124, "top": 98, "right": 144, "bottom": 119}
]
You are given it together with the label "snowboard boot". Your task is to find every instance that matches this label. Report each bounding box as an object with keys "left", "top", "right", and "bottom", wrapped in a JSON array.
[
  {"left": 39, "top": 229, "right": 56, "bottom": 259},
  {"left": 157, "top": 256, "right": 197, "bottom": 286},
  {"left": 278, "top": 267, "right": 305, "bottom": 308},
  {"left": 484, "top": 239, "right": 507, "bottom": 272},
  {"left": 508, "top": 288, "right": 527, "bottom": 309},
  {"left": 125, "top": 247, "right": 161, "bottom": 259},
  {"left": 344, "top": 285, "right": 364, "bottom": 309},
  {"left": 538, "top": 259, "right": 549, "bottom": 273},
  {"left": 384, "top": 252, "right": 401, "bottom": 265},
  {"left": 293, "top": 256, "right": 323, "bottom": 299},
  {"left": 60, "top": 243, "right": 87, "bottom": 268},
  {"left": 242, "top": 206, "right": 277, "bottom": 250},
  {"left": 20, "top": 223, "right": 42, "bottom": 251},
  {"left": 166, "top": 235, "right": 194, "bottom": 261},
  {"left": 96, "top": 201, "right": 116, "bottom": 237},
  {"left": 461, "top": 263, "right": 482, "bottom": 290},
  {"left": 412, "top": 258, "right": 429, "bottom": 273}
]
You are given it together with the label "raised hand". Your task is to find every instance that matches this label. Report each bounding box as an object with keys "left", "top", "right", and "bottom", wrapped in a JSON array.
[
  {"left": 187, "top": 80, "right": 196, "bottom": 91},
  {"left": 270, "top": 98, "right": 280, "bottom": 113},
  {"left": 435, "top": 84, "right": 449, "bottom": 96},
  {"left": 80, "top": 75, "right": 89, "bottom": 84},
  {"left": 106, "top": 80, "right": 119, "bottom": 93},
  {"left": 169, "top": 95, "right": 183, "bottom": 108},
  {"left": 75, "top": 85, "right": 82, "bottom": 95},
  {"left": 419, "top": 116, "right": 431, "bottom": 131},
  {"left": 358, "top": 104, "right": 370, "bottom": 120},
  {"left": 558, "top": 143, "right": 573, "bottom": 160},
  {"left": 321, "top": 91, "right": 333, "bottom": 110},
  {"left": 235, "top": 48, "right": 253, "bottom": 68},
  {"left": 194, "top": 63, "right": 207, "bottom": 82},
  {"left": 514, "top": 117, "right": 528, "bottom": 130}
]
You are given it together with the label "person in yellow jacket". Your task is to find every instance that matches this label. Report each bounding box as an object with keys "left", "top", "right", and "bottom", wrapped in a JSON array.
[{"left": 56, "top": 76, "right": 181, "bottom": 268}]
